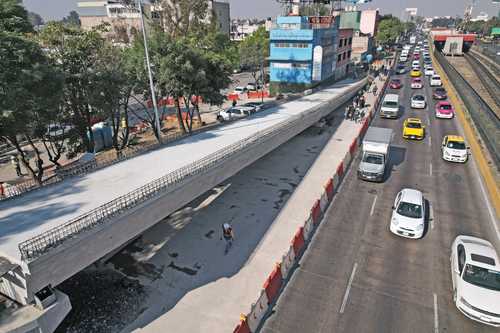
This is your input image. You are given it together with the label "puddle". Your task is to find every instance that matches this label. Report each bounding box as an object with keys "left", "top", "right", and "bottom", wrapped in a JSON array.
[{"left": 204, "top": 230, "right": 215, "bottom": 239}]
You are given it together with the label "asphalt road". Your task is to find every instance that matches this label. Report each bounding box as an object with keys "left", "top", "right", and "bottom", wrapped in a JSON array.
[{"left": 261, "top": 59, "right": 500, "bottom": 332}]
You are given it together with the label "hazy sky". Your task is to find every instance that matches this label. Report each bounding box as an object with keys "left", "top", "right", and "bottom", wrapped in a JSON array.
[{"left": 23, "top": 0, "right": 499, "bottom": 21}]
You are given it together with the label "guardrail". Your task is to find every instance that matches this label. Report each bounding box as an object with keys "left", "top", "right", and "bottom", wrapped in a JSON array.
[
  {"left": 434, "top": 50, "right": 500, "bottom": 169},
  {"left": 18, "top": 79, "right": 365, "bottom": 262}
]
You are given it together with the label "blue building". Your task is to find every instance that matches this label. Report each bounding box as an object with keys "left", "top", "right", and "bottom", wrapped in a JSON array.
[{"left": 269, "top": 15, "right": 352, "bottom": 93}]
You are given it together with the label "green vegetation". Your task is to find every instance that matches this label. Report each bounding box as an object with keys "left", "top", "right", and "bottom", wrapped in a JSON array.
[{"left": 376, "top": 15, "right": 405, "bottom": 45}]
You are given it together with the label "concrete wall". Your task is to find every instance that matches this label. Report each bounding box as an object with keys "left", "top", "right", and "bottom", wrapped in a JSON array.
[{"left": 23, "top": 80, "right": 366, "bottom": 302}]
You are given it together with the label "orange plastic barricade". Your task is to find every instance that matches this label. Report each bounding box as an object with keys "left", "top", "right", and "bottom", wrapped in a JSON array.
[
  {"left": 263, "top": 264, "right": 283, "bottom": 304},
  {"left": 324, "top": 178, "right": 334, "bottom": 200},
  {"left": 228, "top": 93, "right": 239, "bottom": 101},
  {"left": 311, "top": 199, "right": 321, "bottom": 225},
  {"left": 247, "top": 290, "right": 269, "bottom": 332},
  {"left": 303, "top": 216, "right": 314, "bottom": 241},
  {"left": 319, "top": 191, "right": 329, "bottom": 213},
  {"left": 349, "top": 139, "right": 358, "bottom": 156},
  {"left": 336, "top": 162, "right": 344, "bottom": 179},
  {"left": 233, "top": 315, "right": 251, "bottom": 333},
  {"left": 291, "top": 227, "right": 305, "bottom": 257},
  {"left": 280, "top": 245, "right": 296, "bottom": 279}
]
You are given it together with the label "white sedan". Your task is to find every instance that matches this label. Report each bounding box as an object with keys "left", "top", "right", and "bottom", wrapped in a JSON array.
[
  {"left": 389, "top": 189, "right": 425, "bottom": 239},
  {"left": 424, "top": 67, "right": 434, "bottom": 76},
  {"left": 450, "top": 236, "right": 500, "bottom": 327},
  {"left": 411, "top": 94, "right": 426, "bottom": 109},
  {"left": 430, "top": 75, "right": 442, "bottom": 86}
]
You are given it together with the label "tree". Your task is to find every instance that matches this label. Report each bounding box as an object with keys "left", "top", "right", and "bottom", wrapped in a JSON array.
[
  {"left": 39, "top": 22, "right": 107, "bottom": 153},
  {"left": 0, "top": 32, "right": 63, "bottom": 184},
  {"left": 300, "top": 3, "right": 331, "bottom": 16},
  {"left": 376, "top": 15, "right": 404, "bottom": 45},
  {"left": 61, "top": 10, "right": 81, "bottom": 27},
  {"left": 28, "top": 11, "right": 44, "bottom": 27},
  {"left": 150, "top": 0, "right": 211, "bottom": 37},
  {"left": 0, "top": 0, "right": 33, "bottom": 33},
  {"left": 239, "top": 26, "right": 269, "bottom": 100}
]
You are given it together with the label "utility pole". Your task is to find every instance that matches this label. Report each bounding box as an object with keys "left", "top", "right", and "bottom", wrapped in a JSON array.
[{"left": 137, "top": 0, "right": 162, "bottom": 141}]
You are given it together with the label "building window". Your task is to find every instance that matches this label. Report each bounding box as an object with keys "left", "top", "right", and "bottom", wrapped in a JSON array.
[
  {"left": 273, "top": 63, "right": 292, "bottom": 69},
  {"left": 337, "top": 54, "right": 342, "bottom": 62},
  {"left": 274, "top": 42, "right": 309, "bottom": 48},
  {"left": 347, "top": 50, "right": 352, "bottom": 58},
  {"left": 348, "top": 37, "right": 353, "bottom": 45},
  {"left": 343, "top": 52, "right": 347, "bottom": 60},
  {"left": 292, "top": 63, "right": 309, "bottom": 69},
  {"left": 338, "top": 39, "right": 343, "bottom": 48}
]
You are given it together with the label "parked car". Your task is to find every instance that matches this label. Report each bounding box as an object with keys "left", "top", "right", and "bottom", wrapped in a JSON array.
[
  {"left": 403, "top": 118, "right": 425, "bottom": 140},
  {"left": 233, "top": 86, "right": 248, "bottom": 95},
  {"left": 243, "top": 102, "right": 266, "bottom": 112},
  {"left": 411, "top": 78, "right": 423, "bottom": 89},
  {"left": 46, "top": 124, "right": 73, "bottom": 139},
  {"left": 433, "top": 87, "right": 447, "bottom": 100},
  {"left": 389, "top": 79, "right": 403, "bottom": 89},
  {"left": 216, "top": 106, "right": 254, "bottom": 122},
  {"left": 396, "top": 64, "right": 406, "bottom": 74},
  {"left": 442, "top": 135, "right": 468, "bottom": 163},
  {"left": 450, "top": 236, "right": 500, "bottom": 327},
  {"left": 410, "top": 94, "right": 426, "bottom": 109},
  {"left": 389, "top": 188, "right": 426, "bottom": 239},
  {"left": 435, "top": 101, "right": 454, "bottom": 119},
  {"left": 430, "top": 75, "right": 442, "bottom": 86}
]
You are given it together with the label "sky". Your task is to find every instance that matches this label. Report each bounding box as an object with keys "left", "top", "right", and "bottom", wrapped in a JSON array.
[{"left": 23, "top": 0, "right": 500, "bottom": 21}]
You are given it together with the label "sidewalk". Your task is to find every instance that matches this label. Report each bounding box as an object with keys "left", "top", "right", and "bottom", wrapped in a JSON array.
[{"left": 116, "top": 78, "right": 386, "bottom": 333}]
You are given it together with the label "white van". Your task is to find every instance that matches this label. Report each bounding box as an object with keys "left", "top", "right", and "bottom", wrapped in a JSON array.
[{"left": 380, "top": 94, "right": 400, "bottom": 119}]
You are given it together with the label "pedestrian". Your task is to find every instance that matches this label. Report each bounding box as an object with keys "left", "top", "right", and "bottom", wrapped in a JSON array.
[
  {"left": 222, "top": 223, "right": 234, "bottom": 254},
  {"left": 372, "top": 85, "right": 378, "bottom": 96},
  {"left": 11, "top": 155, "right": 21, "bottom": 177},
  {"left": 37, "top": 158, "right": 43, "bottom": 173},
  {"left": 232, "top": 99, "right": 237, "bottom": 107},
  {"left": 359, "top": 95, "right": 366, "bottom": 108},
  {"left": 0, "top": 181, "right": 5, "bottom": 198},
  {"left": 353, "top": 96, "right": 359, "bottom": 108}
]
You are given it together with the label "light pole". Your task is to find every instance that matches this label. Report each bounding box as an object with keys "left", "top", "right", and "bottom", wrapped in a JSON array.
[{"left": 137, "top": 0, "right": 162, "bottom": 141}]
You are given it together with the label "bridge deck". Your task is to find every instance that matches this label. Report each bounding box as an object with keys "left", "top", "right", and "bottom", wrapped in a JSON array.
[{"left": 0, "top": 80, "right": 358, "bottom": 264}]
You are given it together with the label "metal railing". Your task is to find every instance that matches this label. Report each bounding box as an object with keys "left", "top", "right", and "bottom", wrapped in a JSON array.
[
  {"left": 434, "top": 50, "right": 500, "bottom": 169},
  {"left": 17, "top": 80, "right": 365, "bottom": 262},
  {"left": 464, "top": 53, "right": 500, "bottom": 108}
]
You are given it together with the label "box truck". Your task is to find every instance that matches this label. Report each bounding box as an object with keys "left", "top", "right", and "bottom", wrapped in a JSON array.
[{"left": 357, "top": 127, "right": 393, "bottom": 182}]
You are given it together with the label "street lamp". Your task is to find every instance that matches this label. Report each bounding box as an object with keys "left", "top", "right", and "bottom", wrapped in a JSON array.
[{"left": 136, "top": 0, "right": 162, "bottom": 141}]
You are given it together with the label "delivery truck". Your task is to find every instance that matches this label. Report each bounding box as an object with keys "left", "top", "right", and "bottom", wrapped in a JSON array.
[{"left": 357, "top": 127, "right": 393, "bottom": 182}]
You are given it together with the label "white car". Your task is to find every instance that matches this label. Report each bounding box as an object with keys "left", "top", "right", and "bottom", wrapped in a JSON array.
[
  {"left": 216, "top": 106, "right": 254, "bottom": 122},
  {"left": 450, "top": 236, "right": 500, "bottom": 327},
  {"left": 399, "top": 55, "right": 408, "bottom": 62},
  {"left": 442, "top": 135, "right": 468, "bottom": 163},
  {"left": 412, "top": 60, "right": 420, "bottom": 67},
  {"left": 233, "top": 86, "right": 247, "bottom": 95},
  {"left": 430, "top": 75, "right": 442, "bottom": 86},
  {"left": 389, "top": 189, "right": 425, "bottom": 239},
  {"left": 424, "top": 68, "right": 434, "bottom": 76},
  {"left": 411, "top": 94, "right": 426, "bottom": 109}
]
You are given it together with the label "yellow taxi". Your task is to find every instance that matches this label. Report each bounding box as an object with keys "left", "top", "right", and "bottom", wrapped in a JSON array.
[
  {"left": 410, "top": 69, "right": 421, "bottom": 77},
  {"left": 403, "top": 118, "right": 425, "bottom": 140}
]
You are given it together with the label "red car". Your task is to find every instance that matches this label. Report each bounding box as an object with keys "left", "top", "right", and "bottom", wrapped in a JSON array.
[
  {"left": 389, "top": 79, "right": 402, "bottom": 89},
  {"left": 414, "top": 53, "right": 420, "bottom": 60},
  {"left": 435, "top": 101, "right": 455, "bottom": 119}
]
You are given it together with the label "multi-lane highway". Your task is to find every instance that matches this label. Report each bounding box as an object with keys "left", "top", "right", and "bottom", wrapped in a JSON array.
[{"left": 261, "top": 50, "right": 499, "bottom": 332}]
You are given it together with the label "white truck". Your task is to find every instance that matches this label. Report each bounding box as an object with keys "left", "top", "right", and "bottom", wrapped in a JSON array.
[
  {"left": 410, "top": 35, "right": 417, "bottom": 44},
  {"left": 357, "top": 127, "right": 393, "bottom": 182}
]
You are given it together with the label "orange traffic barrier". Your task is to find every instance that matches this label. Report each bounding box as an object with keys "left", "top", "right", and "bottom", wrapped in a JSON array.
[
  {"left": 324, "top": 178, "right": 334, "bottom": 200},
  {"left": 263, "top": 264, "right": 283, "bottom": 304},
  {"left": 291, "top": 227, "right": 305, "bottom": 257},
  {"left": 311, "top": 199, "right": 321, "bottom": 225}
]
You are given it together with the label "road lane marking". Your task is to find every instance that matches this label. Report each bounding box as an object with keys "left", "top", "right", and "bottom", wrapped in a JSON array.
[
  {"left": 428, "top": 135, "right": 432, "bottom": 147},
  {"left": 433, "top": 293, "right": 439, "bottom": 333},
  {"left": 340, "top": 262, "right": 358, "bottom": 314},
  {"left": 429, "top": 203, "right": 435, "bottom": 230},
  {"left": 370, "top": 195, "right": 378, "bottom": 216},
  {"left": 429, "top": 162, "right": 433, "bottom": 176}
]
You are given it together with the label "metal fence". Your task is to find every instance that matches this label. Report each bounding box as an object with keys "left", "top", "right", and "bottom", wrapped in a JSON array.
[
  {"left": 434, "top": 50, "right": 500, "bottom": 169},
  {"left": 18, "top": 80, "right": 365, "bottom": 262}
]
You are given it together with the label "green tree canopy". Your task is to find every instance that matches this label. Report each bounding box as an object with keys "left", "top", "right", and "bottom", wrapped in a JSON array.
[
  {"left": 239, "top": 26, "right": 269, "bottom": 87},
  {"left": 376, "top": 15, "right": 405, "bottom": 45},
  {"left": 0, "top": 0, "right": 33, "bottom": 33}
]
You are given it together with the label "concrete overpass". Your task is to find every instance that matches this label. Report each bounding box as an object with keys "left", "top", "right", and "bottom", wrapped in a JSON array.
[{"left": 0, "top": 78, "right": 365, "bottom": 332}]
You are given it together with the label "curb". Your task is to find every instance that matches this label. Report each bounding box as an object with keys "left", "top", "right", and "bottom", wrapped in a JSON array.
[
  {"left": 431, "top": 49, "right": 500, "bottom": 219},
  {"left": 232, "top": 78, "right": 388, "bottom": 333}
]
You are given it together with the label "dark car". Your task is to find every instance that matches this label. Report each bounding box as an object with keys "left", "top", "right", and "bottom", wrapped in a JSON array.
[
  {"left": 389, "top": 79, "right": 403, "bottom": 89},
  {"left": 433, "top": 87, "right": 447, "bottom": 100},
  {"left": 396, "top": 65, "right": 406, "bottom": 74}
]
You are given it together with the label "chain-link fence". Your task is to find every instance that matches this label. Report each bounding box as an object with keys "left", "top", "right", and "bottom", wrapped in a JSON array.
[{"left": 18, "top": 80, "right": 366, "bottom": 262}]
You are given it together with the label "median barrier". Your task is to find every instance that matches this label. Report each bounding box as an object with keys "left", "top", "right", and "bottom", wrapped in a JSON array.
[
  {"left": 324, "top": 178, "right": 334, "bottom": 200},
  {"left": 263, "top": 264, "right": 283, "bottom": 304},
  {"left": 247, "top": 290, "right": 269, "bottom": 332},
  {"left": 303, "top": 216, "right": 314, "bottom": 241},
  {"left": 319, "top": 191, "right": 329, "bottom": 213},
  {"left": 336, "top": 162, "right": 344, "bottom": 179},
  {"left": 349, "top": 139, "right": 358, "bottom": 156},
  {"left": 311, "top": 200, "right": 322, "bottom": 225},
  {"left": 233, "top": 315, "right": 251, "bottom": 333},
  {"left": 280, "top": 246, "right": 296, "bottom": 280},
  {"left": 291, "top": 227, "right": 306, "bottom": 256}
]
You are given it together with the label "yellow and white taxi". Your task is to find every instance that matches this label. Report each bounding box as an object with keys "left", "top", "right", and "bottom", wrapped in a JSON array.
[{"left": 442, "top": 135, "right": 468, "bottom": 163}]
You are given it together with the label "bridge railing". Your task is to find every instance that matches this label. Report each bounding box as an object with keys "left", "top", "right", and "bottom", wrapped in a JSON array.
[{"left": 18, "top": 80, "right": 365, "bottom": 262}]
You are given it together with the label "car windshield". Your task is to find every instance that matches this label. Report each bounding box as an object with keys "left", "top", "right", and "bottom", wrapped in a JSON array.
[
  {"left": 383, "top": 101, "right": 398, "bottom": 107},
  {"left": 462, "top": 264, "right": 500, "bottom": 291},
  {"left": 447, "top": 141, "right": 466, "bottom": 150},
  {"left": 391, "top": 80, "right": 400, "bottom": 84},
  {"left": 413, "top": 95, "right": 425, "bottom": 101},
  {"left": 397, "top": 201, "right": 422, "bottom": 219},
  {"left": 435, "top": 88, "right": 445, "bottom": 94},
  {"left": 440, "top": 104, "right": 452, "bottom": 110},
  {"left": 363, "top": 154, "right": 384, "bottom": 164},
  {"left": 406, "top": 122, "right": 422, "bottom": 129}
]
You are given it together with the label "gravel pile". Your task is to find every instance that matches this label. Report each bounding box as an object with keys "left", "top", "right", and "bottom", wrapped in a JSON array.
[{"left": 56, "top": 267, "right": 147, "bottom": 333}]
